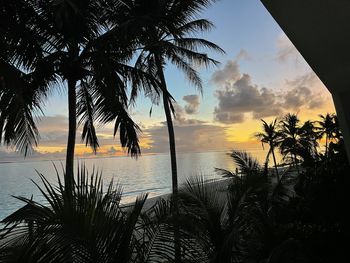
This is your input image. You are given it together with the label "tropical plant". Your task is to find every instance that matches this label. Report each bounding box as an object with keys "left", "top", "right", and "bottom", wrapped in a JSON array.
[
  {"left": 131, "top": 0, "right": 224, "bottom": 197},
  {"left": 125, "top": 1, "right": 224, "bottom": 260},
  {"left": 0, "top": 0, "right": 151, "bottom": 193},
  {"left": 279, "top": 114, "right": 314, "bottom": 174},
  {"left": 317, "top": 113, "right": 337, "bottom": 159},
  {"left": 298, "top": 120, "right": 320, "bottom": 165},
  {"left": 0, "top": 165, "right": 148, "bottom": 263},
  {"left": 279, "top": 114, "right": 300, "bottom": 170},
  {"left": 137, "top": 197, "right": 208, "bottom": 263},
  {"left": 255, "top": 119, "right": 281, "bottom": 181},
  {"left": 193, "top": 151, "right": 293, "bottom": 262}
]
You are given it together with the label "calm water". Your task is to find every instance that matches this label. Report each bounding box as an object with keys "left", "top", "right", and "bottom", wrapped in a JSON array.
[{"left": 0, "top": 151, "right": 251, "bottom": 220}]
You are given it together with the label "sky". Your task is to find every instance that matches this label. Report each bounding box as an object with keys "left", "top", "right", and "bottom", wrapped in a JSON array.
[{"left": 0, "top": 0, "right": 336, "bottom": 162}]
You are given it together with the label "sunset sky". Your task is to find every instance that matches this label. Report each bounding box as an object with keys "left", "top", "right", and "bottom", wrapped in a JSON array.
[{"left": 0, "top": 0, "right": 336, "bottom": 161}]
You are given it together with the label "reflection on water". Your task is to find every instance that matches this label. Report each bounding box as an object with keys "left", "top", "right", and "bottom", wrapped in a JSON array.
[
  {"left": 0, "top": 149, "right": 275, "bottom": 220},
  {"left": 0, "top": 151, "right": 242, "bottom": 219}
]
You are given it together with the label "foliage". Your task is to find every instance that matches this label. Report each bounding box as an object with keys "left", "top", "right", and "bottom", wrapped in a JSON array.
[
  {"left": 0, "top": 0, "right": 145, "bottom": 156},
  {"left": 255, "top": 119, "right": 281, "bottom": 180},
  {"left": 0, "top": 165, "right": 148, "bottom": 263}
]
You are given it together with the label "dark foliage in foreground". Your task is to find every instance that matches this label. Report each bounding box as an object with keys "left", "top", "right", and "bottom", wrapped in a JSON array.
[
  {"left": 0, "top": 165, "right": 206, "bottom": 263},
  {"left": 0, "top": 166, "right": 148, "bottom": 262},
  {"left": 1, "top": 112, "right": 349, "bottom": 262}
]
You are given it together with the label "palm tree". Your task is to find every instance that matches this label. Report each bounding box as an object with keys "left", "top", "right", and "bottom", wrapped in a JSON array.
[
  {"left": 255, "top": 119, "right": 281, "bottom": 182},
  {"left": 0, "top": 0, "right": 149, "bottom": 192},
  {"left": 125, "top": 1, "right": 224, "bottom": 260},
  {"left": 317, "top": 113, "right": 336, "bottom": 159},
  {"left": 131, "top": 0, "right": 224, "bottom": 199},
  {"left": 279, "top": 114, "right": 303, "bottom": 174},
  {"left": 298, "top": 120, "right": 320, "bottom": 164},
  {"left": 196, "top": 151, "right": 292, "bottom": 262}
]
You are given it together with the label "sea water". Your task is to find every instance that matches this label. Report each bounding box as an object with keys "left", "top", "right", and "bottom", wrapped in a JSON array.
[{"left": 0, "top": 151, "right": 246, "bottom": 220}]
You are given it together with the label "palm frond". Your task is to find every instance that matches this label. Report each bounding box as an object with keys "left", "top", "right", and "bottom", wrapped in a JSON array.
[
  {"left": 230, "top": 151, "right": 260, "bottom": 175},
  {"left": 0, "top": 61, "right": 45, "bottom": 155},
  {"left": 0, "top": 164, "right": 149, "bottom": 263},
  {"left": 215, "top": 168, "right": 239, "bottom": 178},
  {"left": 77, "top": 82, "right": 99, "bottom": 153},
  {"left": 174, "top": 38, "right": 225, "bottom": 54}
]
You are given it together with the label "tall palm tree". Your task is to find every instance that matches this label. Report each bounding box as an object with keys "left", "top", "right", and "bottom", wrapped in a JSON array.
[
  {"left": 298, "top": 120, "right": 320, "bottom": 163},
  {"left": 317, "top": 113, "right": 336, "bottom": 159},
  {"left": 279, "top": 114, "right": 302, "bottom": 173},
  {"left": 123, "top": 1, "right": 224, "bottom": 260},
  {"left": 0, "top": 0, "right": 149, "bottom": 192},
  {"left": 255, "top": 119, "right": 281, "bottom": 182},
  {"left": 131, "top": 0, "right": 224, "bottom": 199}
]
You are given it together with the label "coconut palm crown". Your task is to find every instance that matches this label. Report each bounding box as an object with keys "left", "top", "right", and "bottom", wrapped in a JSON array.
[
  {"left": 0, "top": 0, "right": 156, "bottom": 191},
  {"left": 255, "top": 119, "right": 281, "bottom": 181}
]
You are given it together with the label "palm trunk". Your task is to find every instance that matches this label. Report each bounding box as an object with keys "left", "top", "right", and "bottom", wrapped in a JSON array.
[
  {"left": 271, "top": 146, "right": 280, "bottom": 182},
  {"left": 65, "top": 78, "right": 77, "bottom": 193},
  {"left": 155, "top": 55, "right": 181, "bottom": 262},
  {"left": 293, "top": 153, "right": 300, "bottom": 175},
  {"left": 325, "top": 135, "right": 329, "bottom": 159}
]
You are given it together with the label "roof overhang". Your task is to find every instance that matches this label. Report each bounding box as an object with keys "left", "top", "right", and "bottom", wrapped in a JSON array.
[{"left": 261, "top": 0, "right": 350, "bottom": 93}]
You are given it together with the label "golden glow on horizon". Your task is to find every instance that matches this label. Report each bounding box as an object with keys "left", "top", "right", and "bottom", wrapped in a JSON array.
[{"left": 37, "top": 136, "right": 154, "bottom": 157}]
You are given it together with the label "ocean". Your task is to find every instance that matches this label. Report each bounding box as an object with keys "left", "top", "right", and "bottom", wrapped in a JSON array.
[
  {"left": 0, "top": 148, "right": 274, "bottom": 220},
  {"left": 0, "top": 151, "right": 250, "bottom": 220}
]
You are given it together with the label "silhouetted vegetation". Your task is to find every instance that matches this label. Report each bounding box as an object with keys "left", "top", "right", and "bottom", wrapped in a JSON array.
[
  {"left": 0, "top": 2, "right": 222, "bottom": 260},
  {"left": 1, "top": 0, "right": 348, "bottom": 262},
  {"left": 1, "top": 113, "right": 348, "bottom": 262}
]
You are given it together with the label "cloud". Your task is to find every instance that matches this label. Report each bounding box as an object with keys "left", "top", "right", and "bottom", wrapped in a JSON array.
[
  {"left": 283, "top": 72, "right": 327, "bottom": 110},
  {"left": 214, "top": 73, "right": 282, "bottom": 123},
  {"left": 183, "top": 95, "right": 200, "bottom": 114},
  {"left": 236, "top": 49, "right": 251, "bottom": 61},
  {"left": 212, "top": 58, "right": 330, "bottom": 124},
  {"left": 211, "top": 59, "right": 241, "bottom": 86},
  {"left": 143, "top": 123, "right": 231, "bottom": 154},
  {"left": 170, "top": 103, "right": 205, "bottom": 126},
  {"left": 36, "top": 115, "right": 68, "bottom": 145},
  {"left": 284, "top": 86, "right": 312, "bottom": 109},
  {"left": 276, "top": 34, "right": 303, "bottom": 63}
]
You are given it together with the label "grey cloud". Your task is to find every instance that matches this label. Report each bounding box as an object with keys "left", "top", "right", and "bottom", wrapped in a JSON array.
[
  {"left": 283, "top": 73, "right": 326, "bottom": 110},
  {"left": 214, "top": 112, "right": 244, "bottom": 124},
  {"left": 171, "top": 103, "right": 205, "bottom": 126},
  {"left": 211, "top": 50, "right": 252, "bottom": 87},
  {"left": 214, "top": 74, "right": 282, "bottom": 123},
  {"left": 143, "top": 123, "right": 231, "bottom": 154},
  {"left": 183, "top": 95, "right": 200, "bottom": 114},
  {"left": 212, "top": 57, "right": 328, "bottom": 124},
  {"left": 36, "top": 115, "right": 68, "bottom": 145},
  {"left": 37, "top": 115, "right": 68, "bottom": 132},
  {"left": 0, "top": 147, "right": 65, "bottom": 162},
  {"left": 285, "top": 72, "right": 318, "bottom": 87},
  {"left": 276, "top": 34, "right": 302, "bottom": 63},
  {"left": 236, "top": 49, "right": 251, "bottom": 61},
  {"left": 211, "top": 59, "right": 241, "bottom": 86},
  {"left": 283, "top": 86, "right": 312, "bottom": 109}
]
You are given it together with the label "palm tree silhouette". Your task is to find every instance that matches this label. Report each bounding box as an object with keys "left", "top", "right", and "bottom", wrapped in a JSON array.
[
  {"left": 255, "top": 119, "right": 281, "bottom": 182},
  {"left": 127, "top": 1, "right": 224, "bottom": 260},
  {"left": 132, "top": 0, "right": 224, "bottom": 196},
  {"left": 0, "top": 0, "right": 148, "bottom": 192},
  {"left": 298, "top": 120, "right": 320, "bottom": 163},
  {"left": 279, "top": 114, "right": 302, "bottom": 173},
  {"left": 317, "top": 113, "right": 337, "bottom": 159}
]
